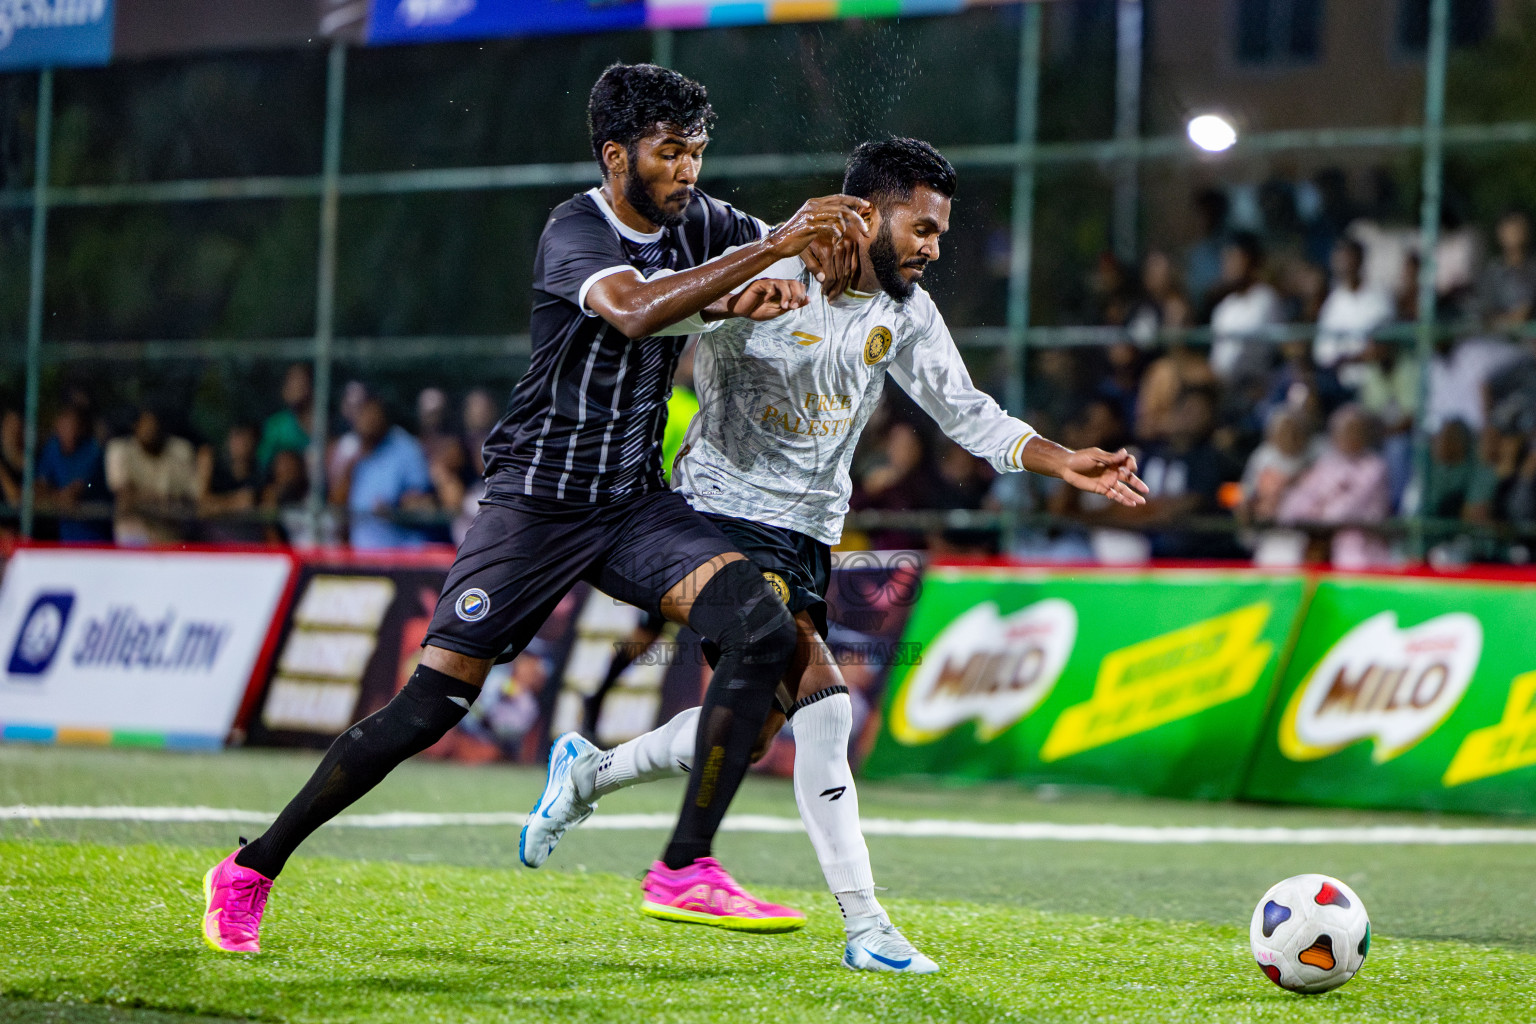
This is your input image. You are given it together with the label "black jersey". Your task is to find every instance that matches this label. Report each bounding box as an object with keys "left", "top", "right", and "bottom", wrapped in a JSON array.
[{"left": 482, "top": 187, "right": 767, "bottom": 504}]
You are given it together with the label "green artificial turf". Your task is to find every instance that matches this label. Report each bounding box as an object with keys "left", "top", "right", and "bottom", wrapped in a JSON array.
[{"left": 4, "top": 745, "right": 1536, "bottom": 1022}]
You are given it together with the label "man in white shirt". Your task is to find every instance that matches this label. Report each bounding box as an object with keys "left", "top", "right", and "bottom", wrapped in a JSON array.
[
  {"left": 1314, "top": 238, "right": 1393, "bottom": 372},
  {"left": 1209, "top": 232, "right": 1283, "bottom": 383},
  {"left": 105, "top": 408, "right": 199, "bottom": 545},
  {"left": 521, "top": 138, "right": 1147, "bottom": 973}
]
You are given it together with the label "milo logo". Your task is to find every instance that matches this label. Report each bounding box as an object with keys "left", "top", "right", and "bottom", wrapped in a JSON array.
[
  {"left": 888, "top": 599, "right": 1076, "bottom": 745},
  {"left": 1279, "top": 611, "right": 1482, "bottom": 764}
]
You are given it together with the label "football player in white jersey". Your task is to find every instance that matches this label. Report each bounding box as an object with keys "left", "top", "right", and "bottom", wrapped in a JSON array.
[{"left": 521, "top": 138, "right": 1147, "bottom": 972}]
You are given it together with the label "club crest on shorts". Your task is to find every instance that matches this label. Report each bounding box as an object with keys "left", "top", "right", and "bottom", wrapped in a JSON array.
[
  {"left": 762, "top": 571, "right": 791, "bottom": 604},
  {"left": 863, "top": 326, "right": 893, "bottom": 365},
  {"left": 455, "top": 588, "right": 491, "bottom": 622}
]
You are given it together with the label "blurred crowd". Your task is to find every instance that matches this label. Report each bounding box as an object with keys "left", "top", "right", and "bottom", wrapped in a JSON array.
[
  {"left": 8, "top": 171, "right": 1536, "bottom": 567},
  {"left": 847, "top": 173, "right": 1536, "bottom": 568},
  {"left": 0, "top": 364, "right": 503, "bottom": 551}
]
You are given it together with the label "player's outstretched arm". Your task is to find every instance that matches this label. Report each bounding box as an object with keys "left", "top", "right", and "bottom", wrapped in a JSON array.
[
  {"left": 586, "top": 195, "right": 868, "bottom": 339},
  {"left": 1021, "top": 436, "right": 1149, "bottom": 509}
]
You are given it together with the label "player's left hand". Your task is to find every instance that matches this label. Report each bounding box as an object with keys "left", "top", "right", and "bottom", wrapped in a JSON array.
[
  {"left": 725, "top": 278, "right": 808, "bottom": 321},
  {"left": 1061, "top": 447, "right": 1149, "bottom": 508}
]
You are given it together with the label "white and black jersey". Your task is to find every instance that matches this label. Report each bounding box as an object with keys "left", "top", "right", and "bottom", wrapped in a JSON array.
[{"left": 482, "top": 186, "right": 767, "bottom": 504}]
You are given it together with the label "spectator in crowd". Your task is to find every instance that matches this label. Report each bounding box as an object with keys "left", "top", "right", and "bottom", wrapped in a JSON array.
[
  {"left": 1314, "top": 238, "right": 1394, "bottom": 372},
  {"left": 261, "top": 449, "right": 311, "bottom": 546},
  {"left": 258, "top": 362, "right": 314, "bottom": 471},
  {"left": 326, "top": 380, "right": 369, "bottom": 490},
  {"left": 1186, "top": 188, "right": 1230, "bottom": 312},
  {"left": 1277, "top": 405, "right": 1392, "bottom": 568},
  {"left": 1208, "top": 231, "right": 1284, "bottom": 385},
  {"left": 926, "top": 440, "right": 996, "bottom": 554},
  {"left": 1475, "top": 209, "right": 1536, "bottom": 329},
  {"left": 1095, "top": 342, "right": 1144, "bottom": 434},
  {"left": 416, "top": 386, "right": 462, "bottom": 466},
  {"left": 1424, "top": 335, "right": 1521, "bottom": 433},
  {"left": 1355, "top": 339, "right": 1419, "bottom": 509},
  {"left": 1256, "top": 342, "right": 1347, "bottom": 441},
  {"left": 1464, "top": 425, "right": 1524, "bottom": 527},
  {"left": 0, "top": 408, "right": 22, "bottom": 509},
  {"left": 338, "top": 397, "right": 434, "bottom": 550},
  {"left": 1422, "top": 419, "right": 1475, "bottom": 519},
  {"left": 198, "top": 423, "right": 263, "bottom": 542},
  {"left": 1136, "top": 337, "right": 1219, "bottom": 444},
  {"left": 1239, "top": 407, "right": 1315, "bottom": 525},
  {"left": 1115, "top": 386, "right": 1228, "bottom": 559},
  {"left": 105, "top": 408, "right": 199, "bottom": 545},
  {"left": 1125, "top": 251, "right": 1192, "bottom": 348},
  {"left": 461, "top": 387, "right": 501, "bottom": 478},
  {"left": 851, "top": 420, "right": 935, "bottom": 551},
  {"left": 35, "top": 406, "right": 109, "bottom": 541}
]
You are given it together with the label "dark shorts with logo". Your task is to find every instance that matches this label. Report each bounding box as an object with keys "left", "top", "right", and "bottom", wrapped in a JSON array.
[
  {"left": 425, "top": 489, "right": 738, "bottom": 663},
  {"left": 702, "top": 513, "right": 831, "bottom": 639}
]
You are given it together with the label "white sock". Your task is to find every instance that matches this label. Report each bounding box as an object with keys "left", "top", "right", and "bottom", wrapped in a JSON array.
[
  {"left": 574, "top": 706, "right": 698, "bottom": 801},
  {"left": 790, "top": 691, "right": 885, "bottom": 937}
]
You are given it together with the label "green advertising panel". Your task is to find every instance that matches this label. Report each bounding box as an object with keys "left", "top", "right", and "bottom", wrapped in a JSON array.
[
  {"left": 863, "top": 567, "right": 1308, "bottom": 800},
  {"left": 1243, "top": 577, "right": 1536, "bottom": 815}
]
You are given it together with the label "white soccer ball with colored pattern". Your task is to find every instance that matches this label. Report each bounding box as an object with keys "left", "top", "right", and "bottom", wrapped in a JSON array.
[{"left": 1249, "top": 874, "right": 1370, "bottom": 994}]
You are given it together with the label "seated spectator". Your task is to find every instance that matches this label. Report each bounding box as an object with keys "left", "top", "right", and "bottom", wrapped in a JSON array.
[
  {"left": 1475, "top": 209, "right": 1536, "bottom": 330},
  {"left": 35, "top": 406, "right": 109, "bottom": 541},
  {"left": 1464, "top": 425, "right": 1524, "bottom": 527},
  {"left": 1422, "top": 419, "right": 1475, "bottom": 519},
  {"left": 1314, "top": 239, "right": 1393, "bottom": 372},
  {"left": 1425, "top": 336, "right": 1522, "bottom": 433},
  {"left": 1208, "top": 232, "right": 1283, "bottom": 385},
  {"left": 1125, "top": 250, "right": 1192, "bottom": 347},
  {"left": 1096, "top": 342, "right": 1144, "bottom": 434},
  {"left": 1277, "top": 405, "right": 1392, "bottom": 568},
  {"left": 339, "top": 397, "right": 435, "bottom": 550},
  {"left": 198, "top": 423, "right": 263, "bottom": 542},
  {"left": 926, "top": 439, "right": 996, "bottom": 555},
  {"left": 1096, "top": 386, "right": 1229, "bottom": 560},
  {"left": 1355, "top": 339, "right": 1419, "bottom": 508},
  {"left": 105, "top": 409, "right": 199, "bottom": 545},
  {"left": 261, "top": 448, "right": 311, "bottom": 546},
  {"left": 0, "top": 408, "right": 22, "bottom": 509},
  {"left": 461, "top": 387, "right": 500, "bottom": 478},
  {"left": 417, "top": 386, "right": 463, "bottom": 466},
  {"left": 850, "top": 421, "right": 935, "bottom": 551},
  {"left": 1135, "top": 341, "right": 1218, "bottom": 444},
  {"left": 1256, "top": 342, "right": 1348, "bottom": 439},
  {"left": 327, "top": 380, "right": 369, "bottom": 490},
  {"left": 258, "top": 362, "right": 314, "bottom": 471},
  {"left": 1239, "top": 408, "right": 1315, "bottom": 525}
]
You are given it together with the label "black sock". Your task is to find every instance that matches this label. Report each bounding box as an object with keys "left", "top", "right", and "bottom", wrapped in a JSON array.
[
  {"left": 235, "top": 664, "right": 480, "bottom": 878},
  {"left": 662, "top": 560, "right": 797, "bottom": 870}
]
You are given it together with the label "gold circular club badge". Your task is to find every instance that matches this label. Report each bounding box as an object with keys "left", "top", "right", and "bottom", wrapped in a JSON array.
[
  {"left": 762, "top": 571, "right": 791, "bottom": 603},
  {"left": 863, "top": 325, "right": 893, "bottom": 365}
]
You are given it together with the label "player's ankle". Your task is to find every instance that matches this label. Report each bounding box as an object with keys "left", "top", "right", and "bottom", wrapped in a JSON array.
[
  {"left": 835, "top": 889, "right": 885, "bottom": 926},
  {"left": 569, "top": 749, "right": 598, "bottom": 802}
]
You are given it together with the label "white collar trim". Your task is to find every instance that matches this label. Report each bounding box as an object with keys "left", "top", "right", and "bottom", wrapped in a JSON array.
[{"left": 587, "top": 187, "right": 665, "bottom": 244}]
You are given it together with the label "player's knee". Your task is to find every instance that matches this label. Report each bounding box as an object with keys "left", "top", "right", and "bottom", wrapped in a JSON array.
[{"left": 691, "top": 559, "right": 798, "bottom": 685}]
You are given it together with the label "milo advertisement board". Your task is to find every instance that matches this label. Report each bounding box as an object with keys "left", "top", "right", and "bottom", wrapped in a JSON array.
[
  {"left": 862, "top": 567, "right": 1307, "bottom": 800},
  {"left": 1243, "top": 576, "right": 1536, "bottom": 815}
]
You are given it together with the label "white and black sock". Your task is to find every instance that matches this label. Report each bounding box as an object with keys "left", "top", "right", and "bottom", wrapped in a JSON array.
[
  {"left": 790, "top": 688, "right": 885, "bottom": 938},
  {"left": 572, "top": 706, "right": 698, "bottom": 802}
]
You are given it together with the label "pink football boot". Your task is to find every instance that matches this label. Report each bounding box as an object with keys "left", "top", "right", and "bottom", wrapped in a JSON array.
[
  {"left": 201, "top": 846, "right": 273, "bottom": 953},
  {"left": 640, "top": 857, "right": 804, "bottom": 933}
]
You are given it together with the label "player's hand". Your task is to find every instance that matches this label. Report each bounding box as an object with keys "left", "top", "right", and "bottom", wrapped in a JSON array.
[
  {"left": 724, "top": 278, "right": 808, "bottom": 321},
  {"left": 801, "top": 231, "right": 860, "bottom": 300},
  {"left": 767, "top": 195, "right": 870, "bottom": 259},
  {"left": 1060, "top": 447, "right": 1149, "bottom": 508}
]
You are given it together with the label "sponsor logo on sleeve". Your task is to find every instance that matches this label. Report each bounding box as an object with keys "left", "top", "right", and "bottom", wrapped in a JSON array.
[
  {"left": 6, "top": 593, "right": 75, "bottom": 677},
  {"left": 889, "top": 599, "right": 1076, "bottom": 745},
  {"left": 1040, "top": 603, "right": 1274, "bottom": 762},
  {"left": 1278, "top": 611, "right": 1481, "bottom": 764}
]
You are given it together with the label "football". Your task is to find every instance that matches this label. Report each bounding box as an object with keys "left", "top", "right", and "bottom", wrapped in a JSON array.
[{"left": 1249, "top": 874, "right": 1370, "bottom": 994}]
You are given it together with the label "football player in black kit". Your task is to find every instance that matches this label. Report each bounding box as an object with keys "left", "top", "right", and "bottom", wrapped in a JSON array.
[{"left": 201, "top": 63, "right": 869, "bottom": 953}]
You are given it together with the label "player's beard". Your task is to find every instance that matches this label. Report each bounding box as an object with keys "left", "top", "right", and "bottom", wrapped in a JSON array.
[
  {"left": 625, "top": 158, "right": 690, "bottom": 229},
  {"left": 868, "top": 220, "right": 921, "bottom": 302}
]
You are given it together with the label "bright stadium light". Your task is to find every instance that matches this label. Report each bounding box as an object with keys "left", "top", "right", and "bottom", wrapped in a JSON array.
[{"left": 1187, "top": 114, "right": 1237, "bottom": 153}]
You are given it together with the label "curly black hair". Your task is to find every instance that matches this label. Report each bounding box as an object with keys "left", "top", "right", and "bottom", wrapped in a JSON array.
[
  {"left": 588, "top": 63, "right": 715, "bottom": 176},
  {"left": 842, "top": 138, "right": 957, "bottom": 210}
]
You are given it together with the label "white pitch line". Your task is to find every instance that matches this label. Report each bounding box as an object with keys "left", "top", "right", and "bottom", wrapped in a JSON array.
[{"left": 5, "top": 805, "right": 1536, "bottom": 845}]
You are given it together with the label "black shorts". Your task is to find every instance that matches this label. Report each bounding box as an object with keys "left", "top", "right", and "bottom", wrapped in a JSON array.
[
  {"left": 426, "top": 489, "right": 737, "bottom": 662},
  {"left": 702, "top": 513, "right": 831, "bottom": 639}
]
